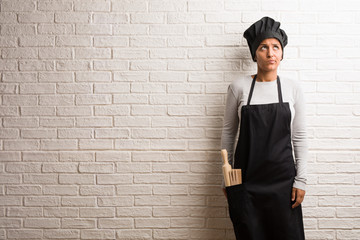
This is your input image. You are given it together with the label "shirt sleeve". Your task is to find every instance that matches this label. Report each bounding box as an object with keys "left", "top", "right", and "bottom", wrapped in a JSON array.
[
  {"left": 291, "top": 83, "right": 308, "bottom": 191},
  {"left": 220, "top": 84, "right": 240, "bottom": 188}
]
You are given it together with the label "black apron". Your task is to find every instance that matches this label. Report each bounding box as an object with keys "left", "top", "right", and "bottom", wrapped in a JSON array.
[{"left": 226, "top": 75, "right": 305, "bottom": 240}]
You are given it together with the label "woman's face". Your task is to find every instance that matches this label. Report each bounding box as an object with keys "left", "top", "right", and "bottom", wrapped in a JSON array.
[{"left": 254, "top": 38, "right": 282, "bottom": 73}]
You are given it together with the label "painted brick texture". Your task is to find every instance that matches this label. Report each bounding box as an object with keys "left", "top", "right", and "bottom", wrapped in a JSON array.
[{"left": 1, "top": 0, "right": 360, "bottom": 239}]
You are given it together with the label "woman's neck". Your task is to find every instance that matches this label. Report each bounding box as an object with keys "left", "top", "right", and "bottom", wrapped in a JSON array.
[{"left": 255, "top": 71, "right": 278, "bottom": 82}]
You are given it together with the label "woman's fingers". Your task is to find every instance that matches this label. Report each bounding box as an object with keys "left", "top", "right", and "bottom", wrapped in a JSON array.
[{"left": 292, "top": 188, "right": 305, "bottom": 209}]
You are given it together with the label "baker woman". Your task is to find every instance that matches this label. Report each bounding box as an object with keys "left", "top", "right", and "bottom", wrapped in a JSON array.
[{"left": 221, "top": 17, "right": 308, "bottom": 240}]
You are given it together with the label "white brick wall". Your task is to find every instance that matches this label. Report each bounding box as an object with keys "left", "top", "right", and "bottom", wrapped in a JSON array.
[{"left": 0, "top": 0, "right": 359, "bottom": 239}]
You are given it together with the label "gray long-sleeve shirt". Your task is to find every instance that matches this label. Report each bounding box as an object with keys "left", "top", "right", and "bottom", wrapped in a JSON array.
[{"left": 221, "top": 75, "right": 308, "bottom": 190}]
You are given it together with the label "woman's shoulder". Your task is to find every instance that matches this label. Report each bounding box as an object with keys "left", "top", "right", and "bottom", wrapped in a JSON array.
[
  {"left": 229, "top": 75, "right": 252, "bottom": 93},
  {"left": 280, "top": 76, "right": 303, "bottom": 90}
]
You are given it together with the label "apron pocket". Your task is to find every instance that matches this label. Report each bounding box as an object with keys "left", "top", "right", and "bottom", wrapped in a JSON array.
[{"left": 226, "top": 184, "right": 248, "bottom": 224}]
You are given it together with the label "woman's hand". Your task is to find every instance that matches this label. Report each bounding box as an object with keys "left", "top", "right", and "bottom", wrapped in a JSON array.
[
  {"left": 291, "top": 187, "right": 305, "bottom": 209},
  {"left": 222, "top": 188, "right": 227, "bottom": 199}
]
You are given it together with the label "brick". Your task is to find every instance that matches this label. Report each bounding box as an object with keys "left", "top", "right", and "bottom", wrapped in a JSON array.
[
  {"left": 132, "top": 105, "right": 166, "bottom": 116},
  {"left": 24, "top": 218, "right": 60, "bottom": 228},
  {"left": 42, "top": 163, "right": 78, "bottom": 173},
  {"left": 43, "top": 185, "right": 78, "bottom": 196},
  {"left": 5, "top": 163, "right": 41, "bottom": 173},
  {"left": 116, "top": 185, "right": 151, "bottom": 195},
  {"left": 150, "top": 95, "right": 185, "bottom": 105},
  {"left": 74, "top": 0, "right": 110, "bottom": 11},
  {"left": 131, "top": 13, "right": 165, "bottom": 24},
  {"left": 134, "top": 174, "right": 169, "bottom": 184},
  {"left": 76, "top": 72, "right": 111, "bottom": 82},
  {"left": 153, "top": 185, "right": 188, "bottom": 195},
  {"left": 81, "top": 230, "right": 115, "bottom": 239},
  {"left": 19, "top": 13, "right": 54, "bottom": 23},
  {"left": 40, "top": 117, "right": 74, "bottom": 127},
  {"left": 38, "top": 1, "right": 72, "bottom": 11},
  {"left": 38, "top": 23, "right": 73, "bottom": 35},
  {"left": 0, "top": 13, "right": 17, "bottom": 24},
  {"left": 168, "top": 13, "right": 204, "bottom": 24},
  {"left": 21, "top": 107, "right": 56, "bottom": 116},
  {"left": 149, "top": 1, "right": 186, "bottom": 12},
  {"left": 151, "top": 139, "right": 186, "bottom": 150},
  {"left": 0, "top": 128, "right": 18, "bottom": 139},
  {"left": 76, "top": 24, "right": 111, "bottom": 35},
  {"left": 95, "top": 128, "right": 129, "bottom": 138},
  {"left": 62, "top": 218, "right": 96, "bottom": 229},
  {"left": 43, "top": 230, "right": 80, "bottom": 239},
  {"left": 24, "top": 196, "right": 60, "bottom": 207},
  {"left": 94, "top": 13, "right": 127, "bottom": 23},
  {"left": 59, "top": 174, "right": 95, "bottom": 184},
  {"left": 150, "top": 25, "right": 186, "bottom": 35},
  {"left": 55, "top": 12, "right": 90, "bottom": 23},
  {"left": 153, "top": 207, "right": 189, "bottom": 217},
  {"left": 188, "top": 24, "right": 223, "bottom": 35},
  {"left": 112, "top": 0, "right": 147, "bottom": 12},
  {"left": 44, "top": 208, "right": 79, "bottom": 217},
  {"left": 97, "top": 175, "right": 132, "bottom": 185},
  {"left": 1, "top": 24, "right": 36, "bottom": 36},
  {"left": 7, "top": 230, "right": 42, "bottom": 239},
  {"left": 171, "top": 217, "right": 205, "bottom": 228},
  {"left": 171, "top": 174, "right": 207, "bottom": 184},
  {"left": 116, "top": 207, "right": 152, "bottom": 217},
  {"left": 57, "top": 60, "right": 91, "bottom": 71},
  {"left": 168, "top": 37, "right": 204, "bottom": 47},
  {"left": 23, "top": 152, "right": 58, "bottom": 162},
  {"left": 116, "top": 229, "right": 152, "bottom": 239},
  {"left": 115, "top": 116, "right": 150, "bottom": 127},
  {"left": 132, "top": 152, "right": 168, "bottom": 162},
  {"left": 115, "top": 139, "right": 150, "bottom": 150},
  {"left": 98, "top": 218, "right": 133, "bottom": 229},
  {"left": 62, "top": 197, "right": 96, "bottom": 207},
  {"left": 20, "top": 60, "right": 54, "bottom": 71},
  {"left": 303, "top": 208, "right": 335, "bottom": 218},
  {"left": 6, "top": 185, "right": 41, "bottom": 195},
  {"left": 0, "top": 196, "right": 22, "bottom": 206},
  {"left": 80, "top": 186, "right": 114, "bottom": 196},
  {"left": 113, "top": 24, "right": 147, "bottom": 35},
  {"left": 76, "top": 117, "right": 112, "bottom": 127},
  {"left": 80, "top": 208, "right": 115, "bottom": 218},
  {"left": 168, "top": 60, "right": 204, "bottom": 71},
  {"left": 7, "top": 207, "right": 42, "bottom": 217},
  {"left": 41, "top": 139, "right": 78, "bottom": 150},
  {"left": 168, "top": 106, "right": 204, "bottom": 116},
  {"left": 319, "top": 219, "right": 355, "bottom": 229},
  {"left": 76, "top": 94, "right": 112, "bottom": 105},
  {"left": 151, "top": 117, "right": 187, "bottom": 127},
  {"left": 75, "top": 48, "right": 112, "bottom": 59},
  {"left": 337, "top": 230, "right": 360, "bottom": 239},
  {"left": 135, "top": 218, "right": 170, "bottom": 228},
  {"left": 2, "top": 47, "right": 38, "bottom": 59},
  {"left": 130, "top": 37, "right": 166, "bottom": 47},
  {"left": 97, "top": 197, "right": 132, "bottom": 207},
  {"left": 135, "top": 196, "right": 170, "bottom": 206},
  {"left": 79, "top": 163, "right": 114, "bottom": 173},
  {"left": 1, "top": 0, "right": 36, "bottom": 11},
  {"left": 152, "top": 164, "right": 188, "bottom": 173},
  {"left": 60, "top": 152, "right": 94, "bottom": 162},
  {"left": 57, "top": 107, "right": 92, "bottom": 116},
  {"left": 4, "top": 140, "right": 39, "bottom": 151}
]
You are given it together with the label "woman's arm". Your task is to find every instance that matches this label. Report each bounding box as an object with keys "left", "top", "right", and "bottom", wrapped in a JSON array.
[
  {"left": 221, "top": 84, "right": 240, "bottom": 188},
  {"left": 292, "top": 82, "right": 308, "bottom": 191}
]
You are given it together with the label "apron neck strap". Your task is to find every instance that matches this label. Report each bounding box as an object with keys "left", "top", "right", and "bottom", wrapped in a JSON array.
[{"left": 247, "top": 75, "right": 283, "bottom": 105}]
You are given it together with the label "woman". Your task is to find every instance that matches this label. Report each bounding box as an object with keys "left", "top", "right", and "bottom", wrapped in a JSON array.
[{"left": 221, "top": 17, "right": 307, "bottom": 240}]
